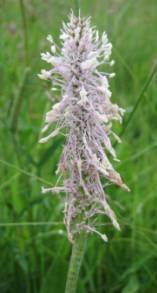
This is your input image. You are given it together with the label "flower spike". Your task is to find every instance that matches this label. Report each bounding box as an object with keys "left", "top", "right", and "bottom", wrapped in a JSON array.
[{"left": 39, "top": 11, "right": 129, "bottom": 242}]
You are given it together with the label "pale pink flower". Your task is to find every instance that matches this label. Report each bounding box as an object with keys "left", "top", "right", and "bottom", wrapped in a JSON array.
[{"left": 38, "top": 11, "right": 129, "bottom": 242}]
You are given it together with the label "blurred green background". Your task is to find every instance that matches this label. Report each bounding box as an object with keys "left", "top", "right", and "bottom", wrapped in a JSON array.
[{"left": 1, "top": 0, "right": 157, "bottom": 292}]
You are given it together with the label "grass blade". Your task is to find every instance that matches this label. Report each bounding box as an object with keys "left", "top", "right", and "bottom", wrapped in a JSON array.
[{"left": 120, "top": 63, "right": 157, "bottom": 137}]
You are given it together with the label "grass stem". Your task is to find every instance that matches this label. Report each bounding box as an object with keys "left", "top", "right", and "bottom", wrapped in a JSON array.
[
  {"left": 19, "top": 0, "right": 29, "bottom": 65},
  {"left": 10, "top": 67, "right": 30, "bottom": 132},
  {"left": 120, "top": 63, "right": 157, "bottom": 137}
]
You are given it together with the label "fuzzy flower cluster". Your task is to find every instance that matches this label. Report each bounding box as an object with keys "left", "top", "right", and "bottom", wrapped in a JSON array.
[{"left": 38, "top": 12, "right": 129, "bottom": 242}]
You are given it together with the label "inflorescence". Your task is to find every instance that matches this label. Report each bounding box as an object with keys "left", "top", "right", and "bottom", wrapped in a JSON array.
[{"left": 38, "top": 11, "right": 129, "bottom": 242}]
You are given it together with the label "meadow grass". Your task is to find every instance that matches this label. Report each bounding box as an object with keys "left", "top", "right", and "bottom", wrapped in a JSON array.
[{"left": 0, "top": 0, "right": 157, "bottom": 292}]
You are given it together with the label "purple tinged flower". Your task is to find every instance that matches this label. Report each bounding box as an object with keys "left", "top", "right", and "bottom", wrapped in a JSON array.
[{"left": 38, "top": 11, "right": 130, "bottom": 242}]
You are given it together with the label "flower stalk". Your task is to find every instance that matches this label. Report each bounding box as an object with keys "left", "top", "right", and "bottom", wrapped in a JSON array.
[
  {"left": 65, "top": 232, "right": 87, "bottom": 293},
  {"left": 38, "top": 10, "right": 130, "bottom": 293}
]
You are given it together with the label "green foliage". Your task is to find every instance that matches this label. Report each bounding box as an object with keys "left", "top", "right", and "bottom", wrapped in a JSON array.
[{"left": 0, "top": 0, "right": 157, "bottom": 292}]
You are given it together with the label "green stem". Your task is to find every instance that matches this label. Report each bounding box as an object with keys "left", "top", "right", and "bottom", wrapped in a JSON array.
[
  {"left": 19, "top": 0, "right": 29, "bottom": 65},
  {"left": 65, "top": 232, "right": 87, "bottom": 293},
  {"left": 75, "top": 0, "right": 80, "bottom": 16},
  {"left": 120, "top": 62, "right": 157, "bottom": 138},
  {"left": 10, "top": 67, "right": 30, "bottom": 132}
]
